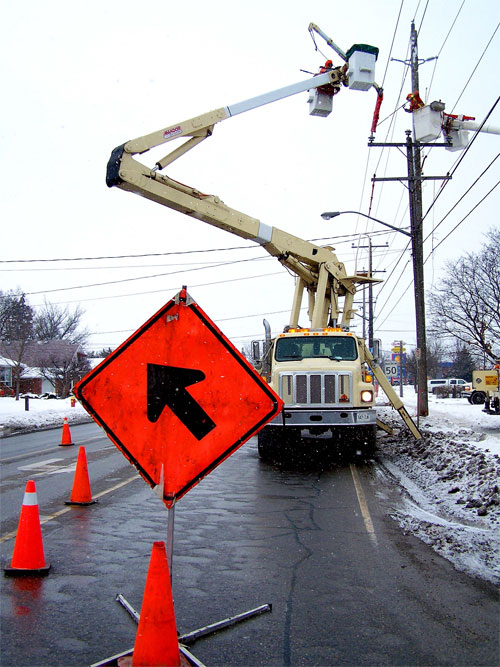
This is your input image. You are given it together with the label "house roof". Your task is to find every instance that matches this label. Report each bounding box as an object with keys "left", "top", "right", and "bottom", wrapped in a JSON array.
[{"left": 0, "top": 341, "right": 83, "bottom": 367}]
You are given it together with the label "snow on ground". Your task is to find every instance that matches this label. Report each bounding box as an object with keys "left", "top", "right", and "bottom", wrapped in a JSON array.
[
  {"left": 0, "top": 396, "right": 91, "bottom": 436},
  {"left": 1, "top": 390, "right": 499, "bottom": 585},
  {"left": 377, "top": 389, "right": 500, "bottom": 586}
]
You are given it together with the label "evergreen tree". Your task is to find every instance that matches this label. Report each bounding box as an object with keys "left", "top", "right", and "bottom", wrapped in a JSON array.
[{"left": 0, "top": 290, "right": 35, "bottom": 398}]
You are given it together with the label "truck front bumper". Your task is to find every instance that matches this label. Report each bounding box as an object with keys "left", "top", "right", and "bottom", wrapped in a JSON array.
[{"left": 268, "top": 407, "right": 376, "bottom": 428}]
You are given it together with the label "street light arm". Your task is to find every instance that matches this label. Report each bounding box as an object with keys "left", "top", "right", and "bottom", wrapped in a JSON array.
[{"left": 321, "top": 210, "right": 412, "bottom": 237}]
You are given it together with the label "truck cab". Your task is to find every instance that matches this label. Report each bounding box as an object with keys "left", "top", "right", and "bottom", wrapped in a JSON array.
[{"left": 258, "top": 329, "right": 377, "bottom": 459}]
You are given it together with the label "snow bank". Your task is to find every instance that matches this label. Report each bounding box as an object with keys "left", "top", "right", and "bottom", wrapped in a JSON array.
[
  {"left": 377, "top": 389, "right": 500, "bottom": 585},
  {"left": 0, "top": 396, "right": 91, "bottom": 436}
]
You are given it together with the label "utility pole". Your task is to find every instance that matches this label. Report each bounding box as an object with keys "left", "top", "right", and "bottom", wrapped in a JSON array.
[
  {"left": 354, "top": 239, "right": 388, "bottom": 352},
  {"left": 368, "top": 21, "right": 450, "bottom": 417},
  {"left": 408, "top": 20, "right": 428, "bottom": 418}
]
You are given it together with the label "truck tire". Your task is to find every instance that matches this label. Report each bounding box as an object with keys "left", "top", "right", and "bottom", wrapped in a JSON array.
[
  {"left": 470, "top": 391, "right": 486, "bottom": 405},
  {"left": 359, "top": 424, "right": 377, "bottom": 459},
  {"left": 257, "top": 427, "right": 278, "bottom": 461}
]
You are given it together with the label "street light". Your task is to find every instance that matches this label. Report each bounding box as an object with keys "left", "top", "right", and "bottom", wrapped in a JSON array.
[
  {"left": 320, "top": 210, "right": 411, "bottom": 237},
  {"left": 321, "top": 208, "right": 428, "bottom": 418}
]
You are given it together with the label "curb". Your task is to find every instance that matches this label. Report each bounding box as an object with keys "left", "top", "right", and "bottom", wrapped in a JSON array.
[{"left": 0, "top": 416, "right": 94, "bottom": 439}]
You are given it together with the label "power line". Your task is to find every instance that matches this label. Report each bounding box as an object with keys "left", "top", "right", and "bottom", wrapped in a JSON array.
[
  {"left": 422, "top": 95, "right": 500, "bottom": 223},
  {"left": 375, "top": 183, "right": 499, "bottom": 329},
  {"left": 451, "top": 22, "right": 500, "bottom": 113},
  {"left": 425, "top": 181, "right": 499, "bottom": 256},
  {"left": 0, "top": 245, "right": 254, "bottom": 264},
  {"left": 374, "top": 147, "right": 499, "bottom": 326},
  {"left": 90, "top": 307, "right": 302, "bottom": 337},
  {"left": 423, "top": 151, "right": 500, "bottom": 243},
  {"left": 25, "top": 258, "right": 262, "bottom": 295},
  {"left": 30, "top": 271, "right": 286, "bottom": 307},
  {"left": 380, "top": 0, "right": 405, "bottom": 89},
  {"left": 416, "top": 0, "right": 430, "bottom": 33},
  {"left": 426, "top": 0, "right": 466, "bottom": 101},
  {"left": 18, "top": 230, "right": 395, "bottom": 297},
  {"left": 0, "top": 257, "right": 272, "bottom": 272},
  {"left": 1, "top": 231, "right": 389, "bottom": 267}
]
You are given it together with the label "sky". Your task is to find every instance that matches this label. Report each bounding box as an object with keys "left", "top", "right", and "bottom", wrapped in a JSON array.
[{"left": 2, "top": 0, "right": 499, "bottom": 357}]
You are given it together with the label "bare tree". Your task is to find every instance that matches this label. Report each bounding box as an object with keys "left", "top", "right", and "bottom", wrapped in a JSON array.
[
  {"left": 406, "top": 339, "right": 447, "bottom": 385},
  {"left": 0, "top": 291, "right": 34, "bottom": 399},
  {"left": 34, "top": 341, "right": 90, "bottom": 398},
  {"left": 33, "top": 302, "right": 89, "bottom": 346},
  {"left": 427, "top": 228, "right": 500, "bottom": 364},
  {"left": 32, "top": 303, "right": 90, "bottom": 397}
]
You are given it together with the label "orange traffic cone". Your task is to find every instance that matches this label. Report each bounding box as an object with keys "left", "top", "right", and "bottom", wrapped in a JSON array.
[
  {"left": 60, "top": 417, "right": 74, "bottom": 446},
  {"left": 129, "top": 541, "right": 181, "bottom": 667},
  {"left": 65, "top": 446, "right": 97, "bottom": 506},
  {"left": 4, "top": 480, "right": 51, "bottom": 576}
]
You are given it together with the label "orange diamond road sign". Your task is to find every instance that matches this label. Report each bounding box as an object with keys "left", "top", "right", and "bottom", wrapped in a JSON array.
[{"left": 74, "top": 288, "right": 283, "bottom": 507}]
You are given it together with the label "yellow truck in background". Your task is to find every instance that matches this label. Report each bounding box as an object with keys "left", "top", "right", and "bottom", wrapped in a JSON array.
[{"left": 468, "top": 366, "right": 500, "bottom": 414}]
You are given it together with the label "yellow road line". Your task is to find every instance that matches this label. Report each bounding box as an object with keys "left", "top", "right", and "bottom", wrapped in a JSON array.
[
  {"left": 349, "top": 464, "right": 378, "bottom": 546},
  {"left": 0, "top": 475, "right": 138, "bottom": 544}
]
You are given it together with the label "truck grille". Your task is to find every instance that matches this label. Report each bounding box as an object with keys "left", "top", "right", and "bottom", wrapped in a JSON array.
[{"left": 279, "top": 372, "right": 352, "bottom": 406}]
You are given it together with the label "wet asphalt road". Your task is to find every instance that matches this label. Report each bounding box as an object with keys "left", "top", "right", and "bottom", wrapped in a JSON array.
[{"left": 1, "top": 424, "right": 499, "bottom": 666}]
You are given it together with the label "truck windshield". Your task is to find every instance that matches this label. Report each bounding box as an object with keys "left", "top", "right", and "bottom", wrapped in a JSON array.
[{"left": 275, "top": 336, "right": 357, "bottom": 362}]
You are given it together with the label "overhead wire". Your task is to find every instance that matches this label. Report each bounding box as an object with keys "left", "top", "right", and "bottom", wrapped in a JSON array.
[
  {"left": 425, "top": 180, "right": 499, "bottom": 256},
  {"left": 0, "top": 245, "right": 255, "bottom": 264},
  {"left": 1, "top": 231, "right": 387, "bottom": 266},
  {"left": 20, "top": 228, "right": 394, "bottom": 298},
  {"left": 30, "top": 271, "right": 286, "bottom": 308},
  {"left": 450, "top": 21, "right": 500, "bottom": 113},
  {"left": 425, "top": 0, "right": 466, "bottom": 101},
  {"left": 423, "top": 151, "right": 500, "bottom": 243},
  {"left": 353, "top": 1, "right": 407, "bottom": 269},
  {"left": 375, "top": 148, "right": 499, "bottom": 325},
  {"left": 416, "top": 0, "right": 430, "bottom": 32},
  {"left": 25, "top": 257, "right": 264, "bottom": 295},
  {"left": 371, "top": 9, "right": 500, "bottom": 331},
  {"left": 422, "top": 95, "right": 500, "bottom": 223},
  {"left": 375, "top": 181, "right": 499, "bottom": 330},
  {"left": 14, "top": 10, "right": 499, "bottom": 347}
]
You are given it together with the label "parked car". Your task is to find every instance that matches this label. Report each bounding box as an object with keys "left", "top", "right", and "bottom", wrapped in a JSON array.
[{"left": 427, "top": 378, "right": 471, "bottom": 396}]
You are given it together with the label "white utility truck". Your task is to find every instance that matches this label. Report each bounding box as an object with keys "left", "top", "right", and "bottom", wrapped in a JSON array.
[{"left": 106, "top": 34, "right": 422, "bottom": 458}]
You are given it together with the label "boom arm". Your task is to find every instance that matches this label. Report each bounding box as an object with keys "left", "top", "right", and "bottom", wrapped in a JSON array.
[{"left": 107, "top": 69, "right": 378, "bottom": 328}]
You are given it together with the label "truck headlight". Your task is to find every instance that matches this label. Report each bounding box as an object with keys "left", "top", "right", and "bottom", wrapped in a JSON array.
[{"left": 361, "top": 390, "right": 373, "bottom": 403}]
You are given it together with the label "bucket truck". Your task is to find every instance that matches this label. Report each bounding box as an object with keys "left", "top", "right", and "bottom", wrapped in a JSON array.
[
  {"left": 469, "top": 366, "right": 500, "bottom": 415},
  {"left": 106, "top": 47, "right": 422, "bottom": 459}
]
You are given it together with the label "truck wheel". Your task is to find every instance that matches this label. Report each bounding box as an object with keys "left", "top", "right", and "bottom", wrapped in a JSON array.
[
  {"left": 470, "top": 391, "right": 486, "bottom": 405},
  {"left": 358, "top": 425, "right": 377, "bottom": 459},
  {"left": 257, "top": 428, "right": 278, "bottom": 461}
]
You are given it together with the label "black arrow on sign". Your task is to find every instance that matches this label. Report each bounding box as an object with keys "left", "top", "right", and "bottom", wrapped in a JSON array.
[{"left": 147, "top": 364, "right": 216, "bottom": 440}]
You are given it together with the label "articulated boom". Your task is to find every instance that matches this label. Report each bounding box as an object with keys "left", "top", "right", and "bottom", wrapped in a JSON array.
[
  {"left": 106, "top": 54, "right": 423, "bottom": 442},
  {"left": 106, "top": 69, "right": 378, "bottom": 329}
]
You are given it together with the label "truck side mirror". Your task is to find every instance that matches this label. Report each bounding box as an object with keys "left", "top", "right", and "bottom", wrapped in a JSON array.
[
  {"left": 371, "top": 339, "right": 381, "bottom": 363},
  {"left": 251, "top": 340, "right": 261, "bottom": 360}
]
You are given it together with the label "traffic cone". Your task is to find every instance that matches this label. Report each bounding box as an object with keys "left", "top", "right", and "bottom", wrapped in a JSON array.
[
  {"left": 60, "top": 417, "right": 74, "bottom": 446},
  {"left": 4, "top": 480, "right": 51, "bottom": 576},
  {"left": 130, "top": 541, "right": 181, "bottom": 667},
  {"left": 65, "top": 446, "right": 97, "bottom": 506}
]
